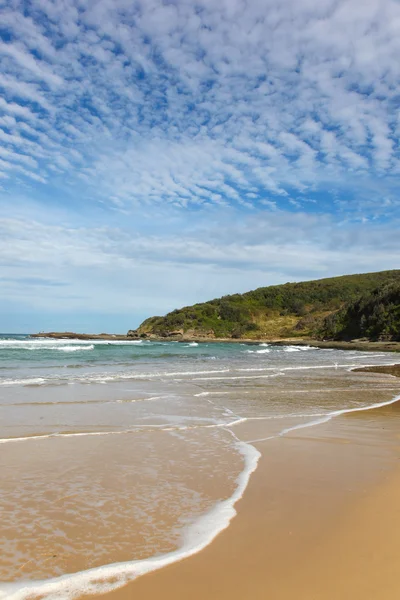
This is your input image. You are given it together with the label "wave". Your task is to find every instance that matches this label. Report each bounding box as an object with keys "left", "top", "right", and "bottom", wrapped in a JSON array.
[
  {"left": 247, "top": 391, "right": 400, "bottom": 444},
  {"left": 189, "top": 373, "right": 282, "bottom": 381},
  {"left": 0, "top": 430, "right": 124, "bottom": 445},
  {"left": 0, "top": 344, "right": 95, "bottom": 352},
  {"left": 185, "top": 342, "right": 199, "bottom": 347},
  {"left": 0, "top": 339, "right": 143, "bottom": 347},
  {"left": 0, "top": 377, "right": 47, "bottom": 386},
  {"left": 0, "top": 368, "right": 232, "bottom": 387},
  {"left": 0, "top": 440, "right": 260, "bottom": 600},
  {"left": 1, "top": 359, "right": 393, "bottom": 387},
  {"left": 2, "top": 356, "right": 396, "bottom": 387},
  {"left": 2, "top": 395, "right": 167, "bottom": 408},
  {"left": 283, "top": 345, "right": 314, "bottom": 352},
  {"left": 2, "top": 393, "right": 400, "bottom": 599},
  {"left": 57, "top": 345, "right": 94, "bottom": 352}
]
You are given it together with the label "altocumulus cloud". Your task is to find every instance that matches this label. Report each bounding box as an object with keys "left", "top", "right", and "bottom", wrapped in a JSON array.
[{"left": 0, "top": 0, "right": 399, "bottom": 331}]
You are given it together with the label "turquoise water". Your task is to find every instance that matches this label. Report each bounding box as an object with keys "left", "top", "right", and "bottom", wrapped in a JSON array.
[{"left": 0, "top": 334, "right": 394, "bottom": 388}]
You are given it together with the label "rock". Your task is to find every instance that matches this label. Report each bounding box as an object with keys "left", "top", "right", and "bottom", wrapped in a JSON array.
[
  {"left": 127, "top": 329, "right": 139, "bottom": 337},
  {"left": 30, "top": 331, "right": 133, "bottom": 340}
]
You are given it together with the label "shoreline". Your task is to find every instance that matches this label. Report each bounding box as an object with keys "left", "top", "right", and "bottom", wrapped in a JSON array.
[
  {"left": 6, "top": 390, "right": 400, "bottom": 599},
  {"left": 95, "top": 388, "right": 400, "bottom": 600},
  {"left": 353, "top": 363, "right": 400, "bottom": 377},
  {"left": 2, "top": 358, "right": 400, "bottom": 598},
  {"left": 29, "top": 332, "right": 400, "bottom": 353}
]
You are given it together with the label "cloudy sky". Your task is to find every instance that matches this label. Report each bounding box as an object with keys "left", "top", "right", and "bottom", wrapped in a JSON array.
[{"left": 1, "top": 0, "right": 399, "bottom": 332}]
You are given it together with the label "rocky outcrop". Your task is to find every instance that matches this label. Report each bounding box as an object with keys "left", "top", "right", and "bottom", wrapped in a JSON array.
[
  {"left": 31, "top": 332, "right": 135, "bottom": 340},
  {"left": 127, "top": 329, "right": 139, "bottom": 337},
  {"left": 164, "top": 329, "right": 184, "bottom": 337}
]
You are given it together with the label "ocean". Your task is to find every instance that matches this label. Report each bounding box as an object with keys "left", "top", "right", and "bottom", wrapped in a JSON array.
[{"left": 1, "top": 334, "right": 399, "bottom": 599}]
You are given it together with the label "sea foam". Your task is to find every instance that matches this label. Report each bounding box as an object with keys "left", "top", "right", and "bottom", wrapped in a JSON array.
[
  {"left": 0, "top": 441, "right": 260, "bottom": 600},
  {"left": 2, "top": 392, "right": 400, "bottom": 600},
  {"left": 0, "top": 339, "right": 142, "bottom": 347}
]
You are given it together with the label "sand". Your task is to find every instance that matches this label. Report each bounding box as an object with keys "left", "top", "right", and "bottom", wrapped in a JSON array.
[
  {"left": 93, "top": 396, "right": 400, "bottom": 600},
  {"left": 354, "top": 363, "right": 400, "bottom": 377}
]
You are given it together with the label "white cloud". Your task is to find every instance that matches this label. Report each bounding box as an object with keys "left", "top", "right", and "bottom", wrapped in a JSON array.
[
  {"left": 1, "top": 0, "right": 400, "bottom": 329},
  {"left": 0, "top": 0, "right": 398, "bottom": 209},
  {"left": 1, "top": 209, "right": 399, "bottom": 324}
]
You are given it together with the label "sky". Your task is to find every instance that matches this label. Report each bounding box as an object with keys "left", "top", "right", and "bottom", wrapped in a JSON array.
[{"left": 0, "top": 0, "right": 399, "bottom": 333}]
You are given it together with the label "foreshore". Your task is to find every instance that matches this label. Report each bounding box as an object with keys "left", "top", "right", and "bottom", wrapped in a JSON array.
[
  {"left": 30, "top": 332, "right": 400, "bottom": 352},
  {"left": 5, "top": 339, "right": 400, "bottom": 599},
  {"left": 93, "top": 383, "right": 400, "bottom": 600},
  {"left": 354, "top": 363, "right": 400, "bottom": 377}
]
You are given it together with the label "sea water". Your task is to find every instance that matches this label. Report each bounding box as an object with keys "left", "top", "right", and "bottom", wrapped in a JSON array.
[{"left": 0, "top": 334, "right": 399, "bottom": 599}]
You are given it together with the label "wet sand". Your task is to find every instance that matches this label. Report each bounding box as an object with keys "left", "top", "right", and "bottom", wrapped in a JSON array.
[
  {"left": 354, "top": 363, "right": 400, "bottom": 377},
  {"left": 96, "top": 396, "right": 400, "bottom": 600},
  {"left": 3, "top": 359, "right": 400, "bottom": 599}
]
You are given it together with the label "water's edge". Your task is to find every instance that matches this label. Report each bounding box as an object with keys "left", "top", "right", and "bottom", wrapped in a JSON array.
[{"left": 2, "top": 391, "right": 400, "bottom": 600}]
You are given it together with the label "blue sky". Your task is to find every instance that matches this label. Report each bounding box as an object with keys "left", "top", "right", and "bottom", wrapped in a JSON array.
[{"left": 1, "top": 0, "right": 399, "bottom": 333}]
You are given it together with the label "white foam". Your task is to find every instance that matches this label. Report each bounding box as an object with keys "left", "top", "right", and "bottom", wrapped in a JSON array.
[
  {"left": 0, "top": 368, "right": 232, "bottom": 388},
  {"left": 3, "top": 350, "right": 397, "bottom": 389},
  {"left": 239, "top": 362, "right": 398, "bottom": 375},
  {"left": 280, "top": 363, "right": 359, "bottom": 372},
  {"left": 247, "top": 393, "right": 400, "bottom": 443},
  {"left": 0, "top": 416, "right": 247, "bottom": 445},
  {"left": 0, "top": 339, "right": 142, "bottom": 347},
  {"left": 57, "top": 345, "right": 94, "bottom": 352},
  {"left": 3, "top": 392, "right": 400, "bottom": 599},
  {"left": 245, "top": 412, "right": 327, "bottom": 422},
  {"left": 0, "top": 441, "right": 260, "bottom": 600},
  {"left": 285, "top": 345, "right": 314, "bottom": 351},
  {"left": 238, "top": 368, "right": 269, "bottom": 372},
  {"left": 0, "top": 344, "right": 95, "bottom": 352},
  {"left": 0, "top": 429, "right": 127, "bottom": 445},
  {"left": 190, "top": 373, "right": 282, "bottom": 381},
  {"left": 185, "top": 342, "right": 199, "bottom": 347},
  {"left": 163, "top": 369, "right": 230, "bottom": 377},
  {"left": 0, "top": 377, "right": 47, "bottom": 386},
  {"left": 2, "top": 359, "right": 394, "bottom": 388}
]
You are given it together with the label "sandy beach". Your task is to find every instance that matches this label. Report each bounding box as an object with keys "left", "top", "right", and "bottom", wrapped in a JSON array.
[
  {"left": 2, "top": 340, "right": 400, "bottom": 600},
  {"left": 96, "top": 381, "right": 400, "bottom": 600},
  {"left": 2, "top": 0, "right": 400, "bottom": 595}
]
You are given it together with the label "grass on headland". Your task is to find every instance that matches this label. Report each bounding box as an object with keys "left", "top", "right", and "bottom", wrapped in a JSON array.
[{"left": 136, "top": 270, "right": 400, "bottom": 341}]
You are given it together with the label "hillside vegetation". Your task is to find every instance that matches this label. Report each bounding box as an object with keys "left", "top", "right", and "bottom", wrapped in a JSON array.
[
  {"left": 136, "top": 270, "right": 400, "bottom": 340},
  {"left": 321, "top": 282, "right": 400, "bottom": 341}
]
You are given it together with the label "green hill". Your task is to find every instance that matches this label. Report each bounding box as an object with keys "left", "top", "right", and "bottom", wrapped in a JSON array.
[
  {"left": 135, "top": 270, "right": 400, "bottom": 340},
  {"left": 321, "top": 282, "right": 400, "bottom": 341}
]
